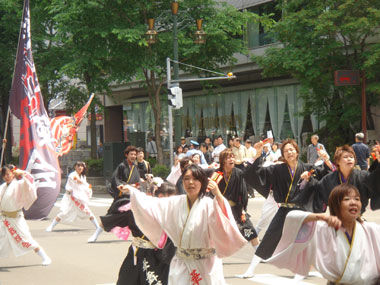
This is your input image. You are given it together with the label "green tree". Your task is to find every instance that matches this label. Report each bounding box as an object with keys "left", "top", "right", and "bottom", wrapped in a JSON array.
[
  {"left": 49, "top": 0, "right": 127, "bottom": 158},
  {"left": 0, "top": 0, "right": 66, "bottom": 162},
  {"left": 253, "top": 0, "right": 380, "bottom": 150},
  {"left": 0, "top": 0, "right": 21, "bottom": 161},
  {"left": 104, "top": 0, "right": 260, "bottom": 164}
]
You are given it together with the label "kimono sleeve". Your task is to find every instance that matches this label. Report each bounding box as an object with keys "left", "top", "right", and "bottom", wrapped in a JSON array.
[
  {"left": 313, "top": 162, "right": 332, "bottom": 180},
  {"left": 243, "top": 157, "right": 272, "bottom": 198},
  {"left": 307, "top": 176, "right": 330, "bottom": 213},
  {"left": 267, "top": 210, "right": 316, "bottom": 276},
  {"left": 208, "top": 196, "right": 247, "bottom": 258},
  {"left": 365, "top": 222, "right": 380, "bottom": 269},
  {"left": 368, "top": 160, "right": 380, "bottom": 210},
  {"left": 65, "top": 173, "right": 76, "bottom": 192},
  {"left": 130, "top": 188, "right": 172, "bottom": 247},
  {"left": 15, "top": 172, "right": 37, "bottom": 210}
]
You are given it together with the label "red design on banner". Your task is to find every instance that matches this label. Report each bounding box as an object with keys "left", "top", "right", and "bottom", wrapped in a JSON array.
[
  {"left": 190, "top": 269, "right": 203, "bottom": 285},
  {"left": 3, "top": 219, "right": 32, "bottom": 248},
  {"left": 70, "top": 195, "right": 91, "bottom": 215}
]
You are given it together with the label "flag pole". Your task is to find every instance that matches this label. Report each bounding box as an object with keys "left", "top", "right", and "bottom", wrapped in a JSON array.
[
  {"left": 1, "top": 0, "right": 23, "bottom": 166},
  {"left": 3, "top": 0, "right": 27, "bottom": 168},
  {"left": 0, "top": 107, "right": 11, "bottom": 167}
]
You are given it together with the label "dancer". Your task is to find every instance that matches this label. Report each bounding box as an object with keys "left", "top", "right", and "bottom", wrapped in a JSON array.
[
  {"left": 268, "top": 184, "right": 380, "bottom": 284},
  {"left": 255, "top": 160, "right": 284, "bottom": 235},
  {"left": 100, "top": 145, "right": 141, "bottom": 232},
  {"left": 116, "top": 182, "right": 177, "bottom": 285},
  {"left": 213, "top": 149, "right": 259, "bottom": 246},
  {"left": 239, "top": 139, "right": 332, "bottom": 278},
  {"left": 136, "top": 147, "right": 152, "bottom": 179},
  {"left": 119, "top": 164, "right": 247, "bottom": 284},
  {"left": 46, "top": 161, "right": 103, "bottom": 243},
  {"left": 305, "top": 145, "right": 380, "bottom": 214},
  {"left": 0, "top": 165, "right": 51, "bottom": 265}
]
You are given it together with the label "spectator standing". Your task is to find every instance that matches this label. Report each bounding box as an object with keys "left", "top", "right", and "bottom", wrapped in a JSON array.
[
  {"left": 180, "top": 136, "right": 187, "bottom": 148},
  {"left": 232, "top": 138, "right": 247, "bottom": 170},
  {"left": 352, "top": 132, "right": 370, "bottom": 170},
  {"left": 136, "top": 147, "right": 152, "bottom": 180},
  {"left": 97, "top": 141, "right": 103, "bottom": 159},
  {"left": 244, "top": 139, "right": 257, "bottom": 164},
  {"left": 146, "top": 136, "right": 157, "bottom": 159},
  {"left": 228, "top": 136, "right": 235, "bottom": 149},
  {"left": 261, "top": 143, "right": 271, "bottom": 161},
  {"left": 307, "top": 134, "right": 326, "bottom": 165},
  {"left": 267, "top": 142, "right": 282, "bottom": 163},
  {"left": 186, "top": 140, "right": 207, "bottom": 166},
  {"left": 211, "top": 135, "right": 226, "bottom": 163},
  {"left": 204, "top": 136, "right": 214, "bottom": 152},
  {"left": 200, "top": 143, "right": 212, "bottom": 165}
]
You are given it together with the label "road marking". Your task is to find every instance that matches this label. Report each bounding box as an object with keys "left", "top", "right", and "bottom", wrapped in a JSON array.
[
  {"left": 97, "top": 272, "right": 322, "bottom": 285},
  {"left": 54, "top": 195, "right": 113, "bottom": 208},
  {"left": 243, "top": 274, "right": 317, "bottom": 284}
]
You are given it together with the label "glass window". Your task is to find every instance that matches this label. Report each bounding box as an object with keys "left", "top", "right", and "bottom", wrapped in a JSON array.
[
  {"left": 244, "top": 98, "right": 255, "bottom": 140},
  {"left": 280, "top": 99, "right": 294, "bottom": 140},
  {"left": 246, "top": 2, "right": 281, "bottom": 48}
]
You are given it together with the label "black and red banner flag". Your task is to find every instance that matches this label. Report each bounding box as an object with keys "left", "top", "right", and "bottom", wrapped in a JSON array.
[{"left": 9, "top": 0, "right": 61, "bottom": 219}]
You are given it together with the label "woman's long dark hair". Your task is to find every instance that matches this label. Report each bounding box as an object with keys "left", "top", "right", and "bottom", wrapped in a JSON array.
[
  {"left": 1, "top": 164, "right": 15, "bottom": 177},
  {"left": 182, "top": 164, "right": 208, "bottom": 198},
  {"left": 74, "top": 161, "right": 87, "bottom": 177}
]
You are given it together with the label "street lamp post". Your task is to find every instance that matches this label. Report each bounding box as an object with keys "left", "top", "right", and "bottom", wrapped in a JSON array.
[
  {"left": 168, "top": 1, "right": 179, "bottom": 168},
  {"left": 145, "top": 1, "right": 207, "bottom": 167}
]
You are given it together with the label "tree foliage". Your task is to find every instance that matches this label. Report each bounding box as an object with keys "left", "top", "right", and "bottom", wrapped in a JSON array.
[
  {"left": 1, "top": 0, "right": 264, "bottom": 164},
  {"left": 254, "top": 0, "right": 380, "bottom": 149}
]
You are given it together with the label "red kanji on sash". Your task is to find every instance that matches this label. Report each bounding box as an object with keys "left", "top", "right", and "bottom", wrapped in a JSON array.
[{"left": 190, "top": 269, "right": 203, "bottom": 285}]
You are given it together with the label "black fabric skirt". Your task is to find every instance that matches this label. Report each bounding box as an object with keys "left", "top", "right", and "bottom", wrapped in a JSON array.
[
  {"left": 255, "top": 207, "right": 301, "bottom": 259},
  {"left": 117, "top": 244, "right": 173, "bottom": 285},
  {"left": 237, "top": 213, "right": 258, "bottom": 242}
]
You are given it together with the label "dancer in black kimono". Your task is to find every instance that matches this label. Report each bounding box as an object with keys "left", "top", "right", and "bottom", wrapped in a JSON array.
[
  {"left": 212, "top": 149, "right": 259, "bottom": 246},
  {"left": 305, "top": 145, "right": 380, "bottom": 214},
  {"left": 100, "top": 146, "right": 141, "bottom": 235},
  {"left": 115, "top": 182, "right": 177, "bottom": 285},
  {"left": 239, "top": 139, "right": 332, "bottom": 278}
]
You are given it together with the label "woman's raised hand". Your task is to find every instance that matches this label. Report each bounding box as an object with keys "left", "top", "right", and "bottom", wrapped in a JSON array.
[{"left": 207, "top": 178, "right": 222, "bottom": 197}]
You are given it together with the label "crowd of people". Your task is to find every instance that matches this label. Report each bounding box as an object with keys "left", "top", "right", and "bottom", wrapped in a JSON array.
[{"left": 1, "top": 131, "right": 380, "bottom": 284}]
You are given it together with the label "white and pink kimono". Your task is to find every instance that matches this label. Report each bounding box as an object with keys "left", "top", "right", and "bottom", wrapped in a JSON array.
[
  {"left": 57, "top": 171, "right": 93, "bottom": 222},
  {"left": 268, "top": 210, "right": 380, "bottom": 284},
  {"left": 129, "top": 188, "right": 247, "bottom": 285},
  {"left": 0, "top": 173, "right": 40, "bottom": 257}
]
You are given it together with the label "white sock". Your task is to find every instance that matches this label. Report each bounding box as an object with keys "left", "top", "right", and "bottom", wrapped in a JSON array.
[
  {"left": 293, "top": 274, "right": 306, "bottom": 281},
  {"left": 36, "top": 248, "right": 52, "bottom": 266},
  {"left": 88, "top": 226, "right": 103, "bottom": 243},
  {"left": 236, "top": 254, "right": 262, "bottom": 278},
  {"left": 46, "top": 219, "right": 59, "bottom": 232},
  {"left": 89, "top": 217, "right": 101, "bottom": 229}
]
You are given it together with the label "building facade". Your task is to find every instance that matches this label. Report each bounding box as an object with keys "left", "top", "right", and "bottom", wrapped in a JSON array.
[{"left": 102, "top": 0, "right": 380, "bottom": 157}]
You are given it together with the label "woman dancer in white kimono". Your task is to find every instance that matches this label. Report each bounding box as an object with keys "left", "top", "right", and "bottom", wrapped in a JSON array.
[
  {"left": 267, "top": 183, "right": 380, "bottom": 284},
  {"left": 119, "top": 164, "right": 247, "bottom": 285},
  {"left": 0, "top": 165, "right": 51, "bottom": 265},
  {"left": 46, "top": 161, "right": 102, "bottom": 242}
]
